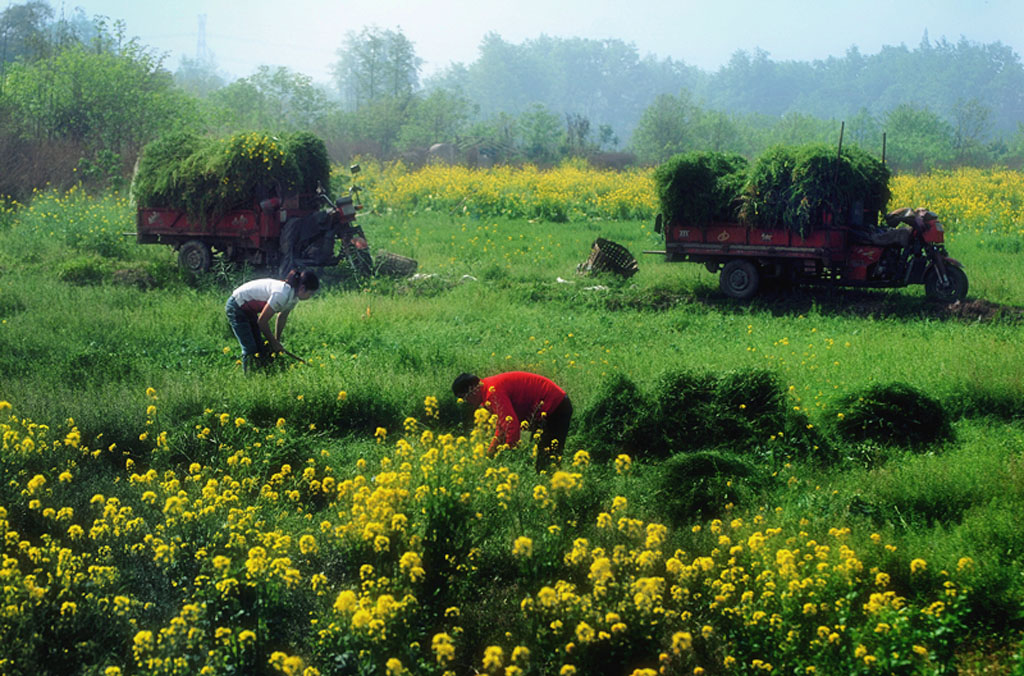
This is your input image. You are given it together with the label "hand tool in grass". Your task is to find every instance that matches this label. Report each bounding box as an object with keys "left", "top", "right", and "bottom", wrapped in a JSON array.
[{"left": 280, "top": 348, "right": 305, "bottom": 364}]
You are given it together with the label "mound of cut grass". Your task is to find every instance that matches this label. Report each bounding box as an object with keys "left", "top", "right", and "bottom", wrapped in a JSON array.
[
  {"left": 831, "top": 381, "right": 953, "bottom": 448},
  {"left": 579, "top": 367, "right": 830, "bottom": 465},
  {"left": 658, "top": 450, "right": 763, "bottom": 522},
  {"left": 132, "top": 131, "right": 330, "bottom": 221},
  {"left": 653, "top": 151, "right": 748, "bottom": 226},
  {"left": 740, "top": 143, "right": 891, "bottom": 235}
]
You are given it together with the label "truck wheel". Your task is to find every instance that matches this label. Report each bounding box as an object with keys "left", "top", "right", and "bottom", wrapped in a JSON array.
[
  {"left": 720, "top": 259, "right": 760, "bottom": 300},
  {"left": 924, "top": 265, "right": 968, "bottom": 302},
  {"left": 178, "top": 240, "right": 212, "bottom": 274}
]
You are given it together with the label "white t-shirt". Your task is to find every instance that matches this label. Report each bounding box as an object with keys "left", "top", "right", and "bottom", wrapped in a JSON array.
[{"left": 231, "top": 278, "right": 298, "bottom": 317}]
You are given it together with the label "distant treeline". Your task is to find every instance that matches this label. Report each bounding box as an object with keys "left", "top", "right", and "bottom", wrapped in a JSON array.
[{"left": 2, "top": 2, "right": 1024, "bottom": 199}]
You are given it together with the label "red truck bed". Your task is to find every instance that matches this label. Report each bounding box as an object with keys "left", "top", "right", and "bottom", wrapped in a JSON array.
[{"left": 663, "top": 221, "right": 848, "bottom": 263}]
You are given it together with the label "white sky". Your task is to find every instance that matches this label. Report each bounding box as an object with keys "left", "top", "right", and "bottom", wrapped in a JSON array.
[{"left": 59, "top": 0, "right": 1024, "bottom": 85}]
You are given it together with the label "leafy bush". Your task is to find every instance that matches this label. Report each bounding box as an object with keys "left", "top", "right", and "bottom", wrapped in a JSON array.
[{"left": 831, "top": 381, "right": 953, "bottom": 448}]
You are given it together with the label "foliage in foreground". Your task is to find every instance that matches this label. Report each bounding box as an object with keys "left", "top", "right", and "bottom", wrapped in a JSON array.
[{"left": 0, "top": 395, "right": 983, "bottom": 675}]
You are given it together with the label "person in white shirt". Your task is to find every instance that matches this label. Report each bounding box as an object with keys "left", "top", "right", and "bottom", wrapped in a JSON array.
[{"left": 225, "top": 269, "right": 318, "bottom": 372}]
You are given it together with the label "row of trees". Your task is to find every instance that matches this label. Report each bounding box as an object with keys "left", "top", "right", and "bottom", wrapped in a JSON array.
[{"left": 2, "top": 1, "right": 1024, "bottom": 199}]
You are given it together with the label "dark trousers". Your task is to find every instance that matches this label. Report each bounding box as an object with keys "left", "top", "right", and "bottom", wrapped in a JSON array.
[
  {"left": 225, "top": 298, "right": 264, "bottom": 372},
  {"left": 537, "top": 396, "right": 573, "bottom": 470}
]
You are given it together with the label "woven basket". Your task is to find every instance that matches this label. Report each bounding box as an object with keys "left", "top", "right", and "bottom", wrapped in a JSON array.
[
  {"left": 577, "top": 238, "right": 639, "bottom": 278},
  {"left": 375, "top": 251, "right": 419, "bottom": 277}
]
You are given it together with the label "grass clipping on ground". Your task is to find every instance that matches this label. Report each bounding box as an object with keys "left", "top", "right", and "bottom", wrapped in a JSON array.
[
  {"left": 131, "top": 130, "right": 331, "bottom": 221},
  {"left": 655, "top": 144, "right": 890, "bottom": 236}
]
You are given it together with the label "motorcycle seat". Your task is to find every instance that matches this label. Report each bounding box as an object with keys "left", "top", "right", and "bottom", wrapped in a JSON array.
[{"left": 849, "top": 225, "right": 911, "bottom": 248}]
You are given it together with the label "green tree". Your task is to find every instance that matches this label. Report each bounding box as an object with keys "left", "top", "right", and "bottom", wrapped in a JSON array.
[
  {"left": 951, "top": 97, "right": 992, "bottom": 166},
  {"left": 332, "top": 26, "right": 422, "bottom": 110},
  {"left": 630, "top": 91, "right": 701, "bottom": 164},
  {"left": 353, "top": 97, "right": 414, "bottom": 159},
  {"left": 4, "top": 29, "right": 196, "bottom": 157},
  {"left": 846, "top": 108, "right": 883, "bottom": 152},
  {"left": 0, "top": 1, "right": 54, "bottom": 65},
  {"left": 517, "top": 103, "right": 563, "bottom": 164},
  {"left": 765, "top": 112, "right": 837, "bottom": 147},
  {"left": 174, "top": 55, "right": 225, "bottom": 98},
  {"left": 396, "top": 87, "right": 474, "bottom": 150},
  {"left": 207, "top": 66, "right": 332, "bottom": 132},
  {"left": 883, "top": 104, "right": 954, "bottom": 172},
  {"left": 691, "top": 110, "right": 745, "bottom": 154},
  {"left": 463, "top": 112, "right": 521, "bottom": 164},
  {"left": 564, "top": 112, "right": 592, "bottom": 157}
]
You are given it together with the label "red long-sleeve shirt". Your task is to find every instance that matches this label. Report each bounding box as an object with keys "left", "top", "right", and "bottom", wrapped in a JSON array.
[{"left": 479, "top": 372, "right": 566, "bottom": 452}]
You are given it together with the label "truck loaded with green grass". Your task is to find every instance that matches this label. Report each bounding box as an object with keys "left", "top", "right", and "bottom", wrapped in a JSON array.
[
  {"left": 132, "top": 131, "right": 375, "bottom": 278},
  {"left": 649, "top": 144, "right": 969, "bottom": 301}
]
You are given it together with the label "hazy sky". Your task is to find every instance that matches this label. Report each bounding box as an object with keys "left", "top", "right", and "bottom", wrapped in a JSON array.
[{"left": 61, "top": 0, "right": 1024, "bottom": 85}]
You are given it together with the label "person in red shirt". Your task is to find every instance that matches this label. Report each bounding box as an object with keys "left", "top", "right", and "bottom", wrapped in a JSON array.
[{"left": 452, "top": 371, "right": 573, "bottom": 470}]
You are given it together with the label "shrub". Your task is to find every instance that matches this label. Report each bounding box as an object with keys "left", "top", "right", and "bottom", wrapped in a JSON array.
[
  {"left": 831, "top": 382, "right": 953, "bottom": 448},
  {"left": 65, "top": 225, "right": 131, "bottom": 259}
]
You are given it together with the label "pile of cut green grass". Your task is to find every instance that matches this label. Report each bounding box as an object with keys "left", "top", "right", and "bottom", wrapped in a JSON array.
[{"left": 132, "top": 130, "right": 330, "bottom": 221}]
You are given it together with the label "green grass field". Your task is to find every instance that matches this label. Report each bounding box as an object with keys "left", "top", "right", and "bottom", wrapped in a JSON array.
[{"left": 1, "top": 186, "right": 1023, "bottom": 674}]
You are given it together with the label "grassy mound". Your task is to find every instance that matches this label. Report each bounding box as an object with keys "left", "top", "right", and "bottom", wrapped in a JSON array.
[
  {"left": 132, "top": 131, "right": 331, "bottom": 221},
  {"left": 579, "top": 367, "right": 830, "bottom": 465},
  {"left": 831, "top": 381, "right": 953, "bottom": 448},
  {"left": 658, "top": 450, "right": 762, "bottom": 522},
  {"left": 575, "top": 373, "right": 658, "bottom": 459},
  {"left": 653, "top": 151, "right": 748, "bottom": 225},
  {"left": 740, "top": 143, "right": 890, "bottom": 235}
]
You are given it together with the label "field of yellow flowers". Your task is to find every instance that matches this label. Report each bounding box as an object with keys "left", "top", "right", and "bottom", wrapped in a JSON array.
[
  {"left": 0, "top": 395, "right": 981, "bottom": 675},
  {"left": 360, "top": 161, "right": 1024, "bottom": 238},
  {"left": 1, "top": 163, "right": 1023, "bottom": 674}
]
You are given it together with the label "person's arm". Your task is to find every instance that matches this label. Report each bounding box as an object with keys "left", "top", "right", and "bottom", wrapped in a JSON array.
[
  {"left": 487, "top": 391, "right": 520, "bottom": 456},
  {"left": 256, "top": 304, "right": 285, "bottom": 353},
  {"left": 274, "top": 308, "right": 291, "bottom": 343}
]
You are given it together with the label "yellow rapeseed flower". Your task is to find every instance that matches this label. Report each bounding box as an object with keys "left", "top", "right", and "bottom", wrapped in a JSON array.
[
  {"left": 512, "top": 536, "right": 533, "bottom": 558},
  {"left": 482, "top": 645, "right": 504, "bottom": 671},
  {"left": 671, "top": 631, "right": 693, "bottom": 654}
]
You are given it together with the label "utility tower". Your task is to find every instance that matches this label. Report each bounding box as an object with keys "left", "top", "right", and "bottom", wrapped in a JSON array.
[{"left": 196, "top": 14, "right": 209, "bottom": 63}]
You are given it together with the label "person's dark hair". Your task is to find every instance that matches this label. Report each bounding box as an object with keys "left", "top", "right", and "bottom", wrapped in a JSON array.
[
  {"left": 285, "top": 269, "right": 319, "bottom": 291},
  {"left": 452, "top": 372, "right": 480, "bottom": 398}
]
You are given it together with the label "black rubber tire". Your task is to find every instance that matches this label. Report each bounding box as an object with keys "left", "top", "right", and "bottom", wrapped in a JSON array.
[
  {"left": 924, "top": 265, "right": 968, "bottom": 302},
  {"left": 178, "top": 240, "right": 212, "bottom": 274},
  {"left": 719, "top": 259, "right": 760, "bottom": 300}
]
